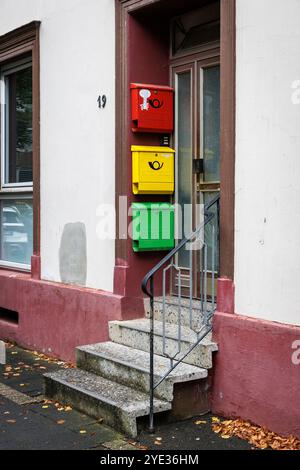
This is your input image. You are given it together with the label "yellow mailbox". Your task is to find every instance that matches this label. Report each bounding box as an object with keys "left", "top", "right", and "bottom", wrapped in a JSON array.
[{"left": 131, "top": 145, "right": 175, "bottom": 195}]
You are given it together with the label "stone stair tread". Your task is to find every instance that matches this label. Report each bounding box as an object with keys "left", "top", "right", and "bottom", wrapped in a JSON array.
[
  {"left": 154, "top": 296, "right": 214, "bottom": 311},
  {"left": 77, "top": 342, "right": 208, "bottom": 381},
  {"left": 45, "top": 368, "right": 171, "bottom": 415},
  {"left": 110, "top": 319, "right": 217, "bottom": 350}
]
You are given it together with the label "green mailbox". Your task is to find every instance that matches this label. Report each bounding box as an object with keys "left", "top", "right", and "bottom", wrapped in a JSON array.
[{"left": 131, "top": 202, "right": 175, "bottom": 252}]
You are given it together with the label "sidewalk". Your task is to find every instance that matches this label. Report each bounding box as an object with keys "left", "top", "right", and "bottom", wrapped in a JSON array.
[{"left": 0, "top": 343, "right": 253, "bottom": 450}]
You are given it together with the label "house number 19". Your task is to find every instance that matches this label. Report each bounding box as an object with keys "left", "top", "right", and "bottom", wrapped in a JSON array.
[{"left": 98, "top": 95, "right": 107, "bottom": 109}]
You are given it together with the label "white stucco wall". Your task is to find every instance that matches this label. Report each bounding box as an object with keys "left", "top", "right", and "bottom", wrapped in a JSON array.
[
  {"left": 0, "top": 0, "right": 116, "bottom": 291},
  {"left": 235, "top": 0, "right": 300, "bottom": 326}
]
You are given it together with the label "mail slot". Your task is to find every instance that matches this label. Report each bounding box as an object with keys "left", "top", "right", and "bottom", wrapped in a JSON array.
[
  {"left": 132, "top": 145, "right": 175, "bottom": 195},
  {"left": 131, "top": 202, "right": 175, "bottom": 252},
  {"left": 131, "top": 83, "right": 174, "bottom": 133}
]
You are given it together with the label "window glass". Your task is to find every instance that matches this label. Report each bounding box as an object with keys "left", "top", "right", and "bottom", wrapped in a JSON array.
[
  {"left": 171, "top": 4, "right": 220, "bottom": 56},
  {"left": 203, "top": 66, "right": 220, "bottom": 182},
  {"left": 177, "top": 71, "right": 192, "bottom": 267},
  {"left": 203, "top": 192, "right": 219, "bottom": 273},
  {"left": 1, "top": 199, "right": 33, "bottom": 266},
  {"left": 4, "top": 65, "right": 33, "bottom": 185}
]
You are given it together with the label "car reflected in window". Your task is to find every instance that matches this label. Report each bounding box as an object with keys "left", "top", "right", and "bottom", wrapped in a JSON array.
[{"left": 1, "top": 201, "right": 33, "bottom": 265}]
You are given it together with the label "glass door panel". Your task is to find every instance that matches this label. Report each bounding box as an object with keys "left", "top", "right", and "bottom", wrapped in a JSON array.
[
  {"left": 202, "top": 66, "right": 220, "bottom": 183},
  {"left": 199, "top": 65, "right": 220, "bottom": 298},
  {"left": 176, "top": 70, "right": 193, "bottom": 269}
]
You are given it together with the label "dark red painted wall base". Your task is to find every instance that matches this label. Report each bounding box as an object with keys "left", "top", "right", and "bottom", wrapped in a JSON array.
[
  {"left": 0, "top": 270, "right": 144, "bottom": 363},
  {"left": 212, "top": 311, "right": 300, "bottom": 439},
  {"left": 217, "top": 278, "right": 235, "bottom": 314}
]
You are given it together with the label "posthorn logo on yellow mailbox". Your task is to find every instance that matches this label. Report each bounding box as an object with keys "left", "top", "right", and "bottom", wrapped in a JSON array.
[{"left": 131, "top": 145, "right": 175, "bottom": 195}]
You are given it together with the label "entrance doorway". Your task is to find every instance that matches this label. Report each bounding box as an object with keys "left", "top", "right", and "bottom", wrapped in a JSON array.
[{"left": 115, "top": 0, "right": 235, "bottom": 302}]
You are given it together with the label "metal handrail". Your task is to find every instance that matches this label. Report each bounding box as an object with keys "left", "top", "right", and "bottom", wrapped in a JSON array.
[
  {"left": 142, "top": 194, "right": 220, "bottom": 297},
  {"left": 141, "top": 194, "right": 220, "bottom": 433}
]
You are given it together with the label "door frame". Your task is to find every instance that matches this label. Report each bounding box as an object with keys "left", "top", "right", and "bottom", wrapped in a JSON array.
[{"left": 115, "top": 0, "right": 236, "bottom": 297}]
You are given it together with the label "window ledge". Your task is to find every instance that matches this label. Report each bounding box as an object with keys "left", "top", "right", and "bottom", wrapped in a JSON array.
[
  {"left": 0, "top": 262, "right": 31, "bottom": 273},
  {"left": 0, "top": 187, "right": 33, "bottom": 193}
]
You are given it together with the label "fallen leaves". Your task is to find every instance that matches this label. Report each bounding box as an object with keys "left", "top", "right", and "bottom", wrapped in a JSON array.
[
  {"left": 195, "top": 420, "right": 207, "bottom": 425},
  {"left": 212, "top": 418, "right": 300, "bottom": 450},
  {"left": 56, "top": 419, "right": 65, "bottom": 425},
  {"left": 1, "top": 346, "right": 74, "bottom": 398},
  {"left": 31, "top": 350, "right": 74, "bottom": 369},
  {"left": 54, "top": 402, "right": 73, "bottom": 412},
  {"left": 154, "top": 437, "right": 163, "bottom": 446},
  {"left": 127, "top": 440, "right": 148, "bottom": 450},
  {"left": 211, "top": 416, "right": 220, "bottom": 423},
  {"left": 42, "top": 399, "right": 52, "bottom": 405},
  {"left": 39, "top": 399, "right": 73, "bottom": 414}
]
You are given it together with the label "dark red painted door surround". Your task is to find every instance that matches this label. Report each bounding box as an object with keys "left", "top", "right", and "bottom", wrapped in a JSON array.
[{"left": 114, "top": 0, "right": 236, "bottom": 307}]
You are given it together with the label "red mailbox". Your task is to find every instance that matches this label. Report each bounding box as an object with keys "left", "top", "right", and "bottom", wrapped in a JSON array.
[{"left": 131, "top": 83, "right": 174, "bottom": 134}]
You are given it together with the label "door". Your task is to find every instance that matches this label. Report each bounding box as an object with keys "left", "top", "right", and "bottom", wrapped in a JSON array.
[{"left": 171, "top": 57, "right": 220, "bottom": 299}]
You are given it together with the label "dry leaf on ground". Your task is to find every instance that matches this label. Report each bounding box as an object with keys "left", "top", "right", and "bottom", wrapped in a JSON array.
[{"left": 212, "top": 419, "right": 300, "bottom": 451}]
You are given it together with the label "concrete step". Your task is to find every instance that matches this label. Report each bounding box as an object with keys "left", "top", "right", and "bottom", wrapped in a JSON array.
[
  {"left": 145, "top": 296, "right": 214, "bottom": 331},
  {"left": 76, "top": 341, "right": 208, "bottom": 402},
  {"left": 109, "top": 319, "right": 218, "bottom": 369},
  {"left": 44, "top": 369, "right": 171, "bottom": 438}
]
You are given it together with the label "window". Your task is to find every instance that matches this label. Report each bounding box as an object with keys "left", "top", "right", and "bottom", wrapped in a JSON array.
[
  {"left": 1, "top": 58, "right": 33, "bottom": 188},
  {"left": 0, "top": 58, "right": 33, "bottom": 269},
  {"left": 0, "top": 21, "right": 40, "bottom": 273},
  {"left": 171, "top": 3, "right": 220, "bottom": 56}
]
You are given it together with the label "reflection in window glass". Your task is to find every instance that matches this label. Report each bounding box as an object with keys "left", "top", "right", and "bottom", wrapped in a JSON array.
[
  {"left": 171, "top": 7, "right": 220, "bottom": 56},
  {"left": 203, "top": 66, "right": 220, "bottom": 182},
  {"left": 4, "top": 65, "right": 33, "bottom": 184},
  {"left": 177, "top": 72, "right": 192, "bottom": 268},
  {"left": 1, "top": 199, "right": 33, "bottom": 265},
  {"left": 203, "top": 192, "right": 219, "bottom": 273}
]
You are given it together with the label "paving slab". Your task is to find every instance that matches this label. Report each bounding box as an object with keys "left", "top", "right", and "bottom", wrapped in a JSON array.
[
  {"left": 137, "top": 413, "right": 253, "bottom": 451},
  {"left": 0, "top": 345, "right": 122, "bottom": 450}
]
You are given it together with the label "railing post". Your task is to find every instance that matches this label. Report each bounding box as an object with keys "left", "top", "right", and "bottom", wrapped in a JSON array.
[{"left": 149, "top": 276, "right": 155, "bottom": 434}]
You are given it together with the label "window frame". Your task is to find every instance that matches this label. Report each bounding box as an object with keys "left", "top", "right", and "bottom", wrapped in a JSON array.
[
  {"left": 0, "top": 22, "right": 40, "bottom": 274},
  {"left": 0, "top": 56, "right": 33, "bottom": 192}
]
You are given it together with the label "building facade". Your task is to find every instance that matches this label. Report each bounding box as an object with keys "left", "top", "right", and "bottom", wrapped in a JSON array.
[{"left": 0, "top": 0, "right": 299, "bottom": 439}]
